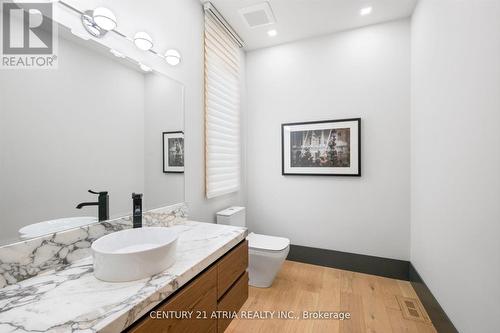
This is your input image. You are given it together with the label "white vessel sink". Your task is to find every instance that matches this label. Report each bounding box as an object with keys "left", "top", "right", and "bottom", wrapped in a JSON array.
[{"left": 92, "top": 227, "right": 178, "bottom": 282}]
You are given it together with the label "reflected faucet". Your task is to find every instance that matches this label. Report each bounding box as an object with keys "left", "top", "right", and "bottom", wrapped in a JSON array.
[
  {"left": 132, "top": 193, "right": 143, "bottom": 228},
  {"left": 76, "top": 190, "right": 109, "bottom": 222}
]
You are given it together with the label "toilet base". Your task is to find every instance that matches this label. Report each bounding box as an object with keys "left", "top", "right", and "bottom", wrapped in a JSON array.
[{"left": 248, "top": 245, "right": 289, "bottom": 288}]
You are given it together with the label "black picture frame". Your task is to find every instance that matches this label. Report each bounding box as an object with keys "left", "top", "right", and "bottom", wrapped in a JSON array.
[
  {"left": 281, "top": 118, "right": 361, "bottom": 176},
  {"left": 162, "top": 131, "right": 184, "bottom": 173}
]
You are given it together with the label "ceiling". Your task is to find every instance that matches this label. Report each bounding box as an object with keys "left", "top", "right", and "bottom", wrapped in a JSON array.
[{"left": 208, "top": 0, "right": 418, "bottom": 50}]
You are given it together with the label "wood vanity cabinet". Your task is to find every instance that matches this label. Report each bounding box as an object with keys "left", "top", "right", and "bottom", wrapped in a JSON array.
[{"left": 126, "top": 240, "right": 248, "bottom": 333}]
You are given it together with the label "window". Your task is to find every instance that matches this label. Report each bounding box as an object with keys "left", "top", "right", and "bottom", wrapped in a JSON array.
[{"left": 204, "top": 4, "right": 243, "bottom": 199}]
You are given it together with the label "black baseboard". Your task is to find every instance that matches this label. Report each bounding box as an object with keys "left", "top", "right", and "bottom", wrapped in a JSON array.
[
  {"left": 287, "top": 244, "right": 410, "bottom": 280},
  {"left": 409, "top": 264, "right": 458, "bottom": 333},
  {"left": 287, "top": 244, "right": 458, "bottom": 333}
]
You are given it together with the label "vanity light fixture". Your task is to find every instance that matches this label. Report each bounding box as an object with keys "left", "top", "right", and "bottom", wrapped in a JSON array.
[
  {"left": 139, "top": 63, "right": 153, "bottom": 72},
  {"left": 267, "top": 29, "right": 277, "bottom": 37},
  {"left": 58, "top": 1, "right": 183, "bottom": 72},
  {"left": 134, "top": 32, "right": 154, "bottom": 51},
  {"left": 92, "top": 7, "right": 117, "bottom": 31},
  {"left": 360, "top": 6, "right": 372, "bottom": 16},
  {"left": 165, "top": 49, "right": 181, "bottom": 66}
]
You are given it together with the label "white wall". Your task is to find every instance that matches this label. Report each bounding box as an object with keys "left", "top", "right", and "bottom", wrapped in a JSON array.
[
  {"left": 411, "top": 0, "right": 500, "bottom": 331},
  {"left": 245, "top": 19, "right": 411, "bottom": 260}
]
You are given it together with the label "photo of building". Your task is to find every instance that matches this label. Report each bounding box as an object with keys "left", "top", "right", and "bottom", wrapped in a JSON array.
[{"left": 290, "top": 128, "right": 350, "bottom": 167}]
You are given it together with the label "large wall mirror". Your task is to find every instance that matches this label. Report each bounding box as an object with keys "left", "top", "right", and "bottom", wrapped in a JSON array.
[{"left": 0, "top": 23, "right": 185, "bottom": 245}]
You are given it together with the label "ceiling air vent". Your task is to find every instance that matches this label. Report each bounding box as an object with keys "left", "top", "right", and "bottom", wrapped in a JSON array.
[{"left": 239, "top": 2, "right": 276, "bottom": 29}]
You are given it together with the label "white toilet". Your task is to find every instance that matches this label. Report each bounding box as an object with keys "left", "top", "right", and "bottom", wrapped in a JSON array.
[{"left": 216, "top": 207, "right": 290, "bottom": 288}]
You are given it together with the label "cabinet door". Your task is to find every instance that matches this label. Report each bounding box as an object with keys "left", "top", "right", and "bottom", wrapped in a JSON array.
[
  {"left": 217, "top": 241, "right": 248, "bottom": 299},
  {"left": 128, "top": 266, "right": 217, "bottom": 333},
  {"left": 217, "top": 271, "right": 249, "bottom": 333}
]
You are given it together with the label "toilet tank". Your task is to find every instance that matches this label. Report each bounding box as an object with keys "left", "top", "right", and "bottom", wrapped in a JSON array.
[{"left": 216, "top": 206, "right": 246, "bottom": 227}]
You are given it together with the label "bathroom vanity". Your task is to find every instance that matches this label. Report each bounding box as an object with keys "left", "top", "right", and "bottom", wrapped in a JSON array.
[
  {"left": 0, "top": 221, "right": 248, "bottom": 333},
  {"left": 127, "top": 239, "right": 248, "bottom": 333}
]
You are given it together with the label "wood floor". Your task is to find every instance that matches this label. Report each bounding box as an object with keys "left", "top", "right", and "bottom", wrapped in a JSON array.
[{"left": 226, "top": 261, "right": 436, "bottom": 333}]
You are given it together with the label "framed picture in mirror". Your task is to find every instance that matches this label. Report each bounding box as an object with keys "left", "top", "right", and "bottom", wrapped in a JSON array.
[
  {"left": 281, "top": 118, "right": 361, "bottom": 176},
  {"left": 163, "top": 131, "right": 185, "bottom": 173}
]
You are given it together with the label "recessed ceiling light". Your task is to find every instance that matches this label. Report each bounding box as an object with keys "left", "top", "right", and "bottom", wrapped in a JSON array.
[
  {"left": 267, "top": 29, "right": 277, "bottom": 37},
  {"left": 360, "top": 6, "right": 372, "bottom": 16}
]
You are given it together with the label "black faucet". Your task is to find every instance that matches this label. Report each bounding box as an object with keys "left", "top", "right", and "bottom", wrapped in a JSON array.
[
  {"left": 76, "top": 190, "right": 109, "bottom": 222},
  {"left": 132, "top": 193, "right": 143, "bottom": 228}
]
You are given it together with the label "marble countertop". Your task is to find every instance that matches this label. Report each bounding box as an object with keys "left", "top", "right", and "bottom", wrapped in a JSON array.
[{"left": 0, "top": 221, "right": 247, "bottom": 333}]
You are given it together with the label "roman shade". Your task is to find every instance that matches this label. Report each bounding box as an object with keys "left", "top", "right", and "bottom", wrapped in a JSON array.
[{"left": 204, "top": 4, "right": 243, "bottom": 199}]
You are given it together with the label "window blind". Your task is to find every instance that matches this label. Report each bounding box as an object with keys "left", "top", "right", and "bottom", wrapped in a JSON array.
[{"left": 204, "top": 7, "right": 242, "bottom": 199}]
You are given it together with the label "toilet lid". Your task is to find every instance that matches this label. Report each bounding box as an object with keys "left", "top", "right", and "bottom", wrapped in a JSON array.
[{"left": 247, "top": 232, "right": 290, "bottom": 251}]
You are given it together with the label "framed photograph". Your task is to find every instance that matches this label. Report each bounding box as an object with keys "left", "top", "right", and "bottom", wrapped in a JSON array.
[
  {"left": 281, "top": 118, "right": 361, "bottom": 176},
  {"left": 163, "top": 131, "right": 184, "bottom": 173}
]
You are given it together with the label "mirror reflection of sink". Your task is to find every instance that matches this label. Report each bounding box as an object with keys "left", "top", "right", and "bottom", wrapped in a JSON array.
[
  {"left": 18, "top": 216, "right": 98, "bottom": 239},
  {"left": 91, "top": 227, "right": 178, "bottom": 282}
]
